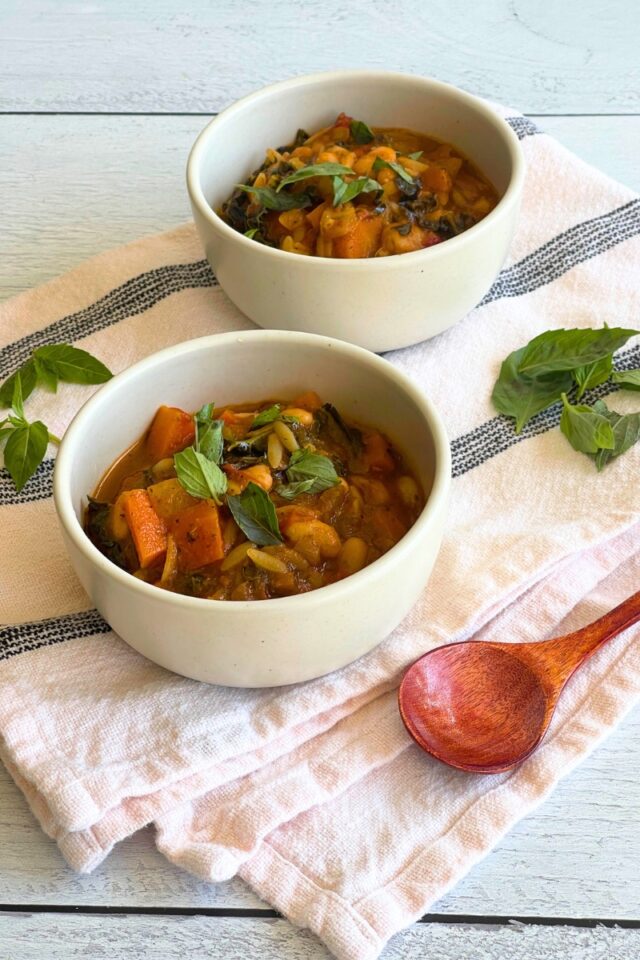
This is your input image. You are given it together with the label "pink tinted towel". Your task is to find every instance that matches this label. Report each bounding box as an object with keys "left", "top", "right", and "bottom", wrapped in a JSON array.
[{"left": 0, "top": 108, "right": 639, "bottom": 958}]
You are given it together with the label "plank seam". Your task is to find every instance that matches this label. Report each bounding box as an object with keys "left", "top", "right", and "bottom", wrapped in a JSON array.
[{"left": 0, "top": 906, "right": 639, "bottom": 927}]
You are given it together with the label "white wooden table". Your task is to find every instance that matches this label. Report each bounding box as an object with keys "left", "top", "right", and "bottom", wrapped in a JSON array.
[{"left": 1, "top": 2, "right": 639, "bottom": 956}]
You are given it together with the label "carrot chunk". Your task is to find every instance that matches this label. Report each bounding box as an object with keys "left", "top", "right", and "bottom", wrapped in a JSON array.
[
  {"left": 363, "top": 431, "right": 395, "bottom": 472},
  {"left": 146, "top": 405, "right": 195, "bottom": 461},
  {"left": 171, "top": 501, "right": 224, "bottom": 572},
  {"left": 122, "top": 489, "right": 168, "bottom": 569}
]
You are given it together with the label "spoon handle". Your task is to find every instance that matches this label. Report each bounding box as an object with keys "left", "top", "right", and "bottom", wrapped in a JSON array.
[{"left": 536, "top": 589, "right": 640, "bottom": 685}]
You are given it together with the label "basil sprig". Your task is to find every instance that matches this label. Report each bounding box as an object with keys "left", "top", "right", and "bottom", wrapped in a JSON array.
[
  {"left": 371, "top": 156, "right": 415, "bottom": 184},
  {"left": 0, "top": 343, "right": 113, "bottom": 407},
  {"left": 0, "top": 374, "right": 56, "bottom": 491},
  {"left": 349, "top": 119, "right": 374, "bottom": 144},
  {"left": 174, "top": 403, "right": 227, "bottom": 502},
  {"left": 277, "top": 163, "right": 354, "bottom": 191},
  {"left": 492, "top": 324, "right": 640, "bottom": 470},
  {"left": 0, "top": 345, "right": 112, "bottom": 492},
  {"left": 227, "top": 481, "right": 283, "bottom": 546},
  {"left": 492, "top": 326, "right": 639, "bottom": 433},
  {"left": 276, "top": 448, "right": 340, "bottom": 500},
  {"left": 332, "top": 176, "right": 380, "bottom": 206},
  {"left": 236, "top": 184, "right": 312, "bottom": 212}
]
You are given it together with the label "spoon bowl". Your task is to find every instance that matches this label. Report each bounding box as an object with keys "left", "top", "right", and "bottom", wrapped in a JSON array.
[{"left": 399, "top": 590, "right": 640, "bottom": 774}]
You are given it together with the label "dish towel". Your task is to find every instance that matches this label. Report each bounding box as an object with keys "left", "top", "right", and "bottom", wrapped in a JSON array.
[{"left": 1, "top": 106, "right": 640, "bottom": 960}]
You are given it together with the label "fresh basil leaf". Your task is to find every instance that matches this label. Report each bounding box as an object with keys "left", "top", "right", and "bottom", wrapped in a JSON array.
[
  {"left": 11, "top": 372, "right": 25, "bottom": 421},
  {"left": 406, "top": 151, "right": 423, "bottom": 160},
  {"left": 227, "top": 481, "right": 283, "bottom": 546},
  {"left": 612, "top": 369, "right": 640, "bottom": 391},
  {"left": 349, "top": 119, "right": 374, "bottom": 144},
  {"left": 590, "top": 400, "right": 640, "bottom": 470},
  {"left": 195, "top": 402, "right": 213, "bottom": 423},
  {"left": 174, "top": 446, "right": 227, "bottom": 504},
  {"left": 275, "top": 478, "right": 317, "bottom": 500},
  {"left": 236, "top": 184, "right": 312, "bottom": 211},
  {"left": 194, "top": 404, "right": 224, "bottom": 464},
  {"left": 286, "top": 448, "right": 340, "bottom": 492},
  {"left": 371, "top": 156, "right": 415, "bottom": 184},
  {"left": 3, "top": 419, "right": 49, "bottom": 491},
  {"left": 517, "top": 327, "right": 638, "bottom": 378},
  {"left": 33, "top": 344, "right": 113, "bottom": 385},
  {"left": 559, "top": 393, "right": 615, "bottom": 454},
  {"left": 251, "top": 404, "right": 282, "bottom": 429},
  {"left": 277, "top": 163, "right": 355, "bottom": 190},
  {"left": 332, "top": 176, "right": 381, "bottom": 206},
  {"left": 574, "top": 353, "right": 613, "bottom": 399},
  {"left": 33, "top": 355, "right": 59, "bottom": 393},
  {"left": 200, "top": 419, "right": 224, "bottom": 463},
  {"left": 491, "top": 346, "right": 573, "bottom": 433},
  {"left": 0, "top": 360, "right": 37, "bottom": 408},
  {"left": 244, "top": 228, "right": 258, "bottom": 239}
]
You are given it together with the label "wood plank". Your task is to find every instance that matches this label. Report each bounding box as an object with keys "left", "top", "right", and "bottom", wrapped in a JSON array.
[
  {"left": 1, "top": 0, "right": 638, "bottom": 115},
  {"left": 1, "top": 913, "right": 639, "bottom": 959},
  {"left": 1, "top": 114, "right": 638, "bottom": 301},
  {"left": 1, "top": 708, "right": 638, "bottom": 917}
]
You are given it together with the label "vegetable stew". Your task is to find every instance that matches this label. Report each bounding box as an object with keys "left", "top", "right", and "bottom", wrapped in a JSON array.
[
  {"left": 85, "top": 392, "right": 426, "bottom": 601},
  {"left": 220, "top": 113, "right": 498, "bottom": 258}
]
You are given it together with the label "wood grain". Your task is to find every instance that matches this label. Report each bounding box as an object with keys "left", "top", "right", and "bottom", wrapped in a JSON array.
[
  {"left": 1, "top": 114, "right": 638, "bottom": 301},
  {"left": 1, "top": 0, "right": 639, "bottom": 114},
  {"left": 1, "top": 914, "right": 639, "bottom": 959}
]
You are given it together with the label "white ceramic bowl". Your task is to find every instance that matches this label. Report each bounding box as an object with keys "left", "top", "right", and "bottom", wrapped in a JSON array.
[
  {"left": 54, "top": 331, "right": 450, "bottom": 688},
  {"left": 187, "top": 70, "right": 524, "bottom": 352}
]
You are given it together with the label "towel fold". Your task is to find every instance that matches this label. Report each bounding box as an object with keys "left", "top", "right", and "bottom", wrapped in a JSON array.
[{"left": 1, "top": 106, "right": 639, "bottom": 960}]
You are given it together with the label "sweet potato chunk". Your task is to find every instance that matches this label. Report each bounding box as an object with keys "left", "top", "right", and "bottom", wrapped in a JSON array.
[
  {"left": 171, "top": 501, "right": 224, "bottom": 572},
  {"left": 332, "top": 211, "right": 383, "bottom": 259},
  {"left": 122, "top": 489, "right": 167, "bottom": 569},
  {"left": 146, "top": 405, "right": 195, "bottom": 461},
  {"left": 147, "top": 478, "right": 198, "bottom": 520}
]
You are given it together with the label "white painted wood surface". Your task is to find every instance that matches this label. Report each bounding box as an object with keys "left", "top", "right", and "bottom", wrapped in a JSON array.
[
  {"left": 1, "top": 914, "right": 639, "bottom": 960},
  {"left": 2, "top": 0, "right": 639, "bottom": 114},
  {"left": 1, "top": 1, "right": 639, "bottom": 956}
]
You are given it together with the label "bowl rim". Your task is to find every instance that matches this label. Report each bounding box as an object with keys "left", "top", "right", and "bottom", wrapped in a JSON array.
[
  {"left": 53, "top": 329, "right": 451, "bottom": 613},
  {"left": 186, "top": 68, "right": 525, "bottom": 269}
]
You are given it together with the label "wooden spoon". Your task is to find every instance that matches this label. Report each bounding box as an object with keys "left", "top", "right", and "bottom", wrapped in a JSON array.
[{"left": 398, "top": 590, "right": 640, "bottom": 774}]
